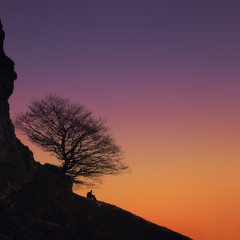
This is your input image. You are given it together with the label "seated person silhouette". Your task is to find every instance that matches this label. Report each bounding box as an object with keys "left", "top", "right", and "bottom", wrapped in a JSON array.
[{"left": 87, "top": 190, "right": 96, "bottom": 201}]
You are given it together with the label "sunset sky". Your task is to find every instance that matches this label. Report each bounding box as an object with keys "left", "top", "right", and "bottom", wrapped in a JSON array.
[{"left": 1, "top": 1, "right": 240, "bottom": 239}]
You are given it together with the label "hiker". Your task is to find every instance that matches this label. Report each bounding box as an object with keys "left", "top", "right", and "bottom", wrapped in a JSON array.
[{"left": 87, "top": 190, "right": 97, "bottom": 201}]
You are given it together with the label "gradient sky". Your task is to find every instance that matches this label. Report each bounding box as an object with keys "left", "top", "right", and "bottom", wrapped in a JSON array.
[{"left": 1, "top": 1, "right": 240, "bottom": 239}]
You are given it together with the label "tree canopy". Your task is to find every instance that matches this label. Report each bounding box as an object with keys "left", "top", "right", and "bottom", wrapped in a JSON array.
[{"left": 15, "top": 94, "right": 129, "bottom": 184}]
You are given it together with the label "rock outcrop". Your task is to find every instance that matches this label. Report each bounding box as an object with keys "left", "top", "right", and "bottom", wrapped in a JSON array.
[{"left": 0, "top": 19, "right": 36, "bottom": 199}]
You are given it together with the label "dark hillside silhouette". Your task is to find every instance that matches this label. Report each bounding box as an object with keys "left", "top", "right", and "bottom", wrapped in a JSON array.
[
  {"left": 1, "top": 164, "right": 191, "bottom": 240},
  {"left": 0, "top": 20, "right": 192, "bottom": 240}
]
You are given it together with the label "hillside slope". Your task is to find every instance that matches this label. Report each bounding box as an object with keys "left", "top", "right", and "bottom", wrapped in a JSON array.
[
  {"left": 0, "top": 20, "right": 192, "bottom": 240},
  {"left": 1, "top": 164, "right": 191, "bottom": 240}
]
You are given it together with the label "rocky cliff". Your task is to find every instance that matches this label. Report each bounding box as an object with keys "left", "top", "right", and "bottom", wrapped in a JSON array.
[
  {"left": 0, "top": 19, "right": 36, "bottom": 199},
  {"left": 0, "top": 20, "right": 192, "bottom": 240}
]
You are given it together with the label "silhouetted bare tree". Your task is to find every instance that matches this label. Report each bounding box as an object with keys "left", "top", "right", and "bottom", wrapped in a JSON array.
[{"left": 15, "top": 94, "right": 128, "bottom": 184}]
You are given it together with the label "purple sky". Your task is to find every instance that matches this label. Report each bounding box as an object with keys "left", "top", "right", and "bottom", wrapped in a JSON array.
[{"left": 1, "top": 1, "right": 239, "bottom": 127}]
